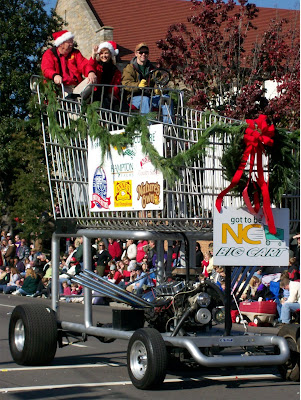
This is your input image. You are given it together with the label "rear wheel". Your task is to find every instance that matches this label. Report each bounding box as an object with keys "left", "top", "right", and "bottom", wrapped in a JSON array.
[
  {"left": 127, "top": 328, "right": 167, "bottom": 389},
  {"left": 277, "top": 324, "right": 300, "bottom": 382},
  {"left": 9, "top": 304, "right": 57, "bottom": 365}
]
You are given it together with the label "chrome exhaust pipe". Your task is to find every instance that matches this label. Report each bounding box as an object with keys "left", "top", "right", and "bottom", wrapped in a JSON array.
[
  {"left": 71, "top": 275, "right": 133, "bottom": 305},
  {"left": 82, "top": 272, "right": 152, "bottom": 308},
  {"left": 84, "top": 270, "right": 153, "bottom": 308},
  {"left": 73, "top": 272, "right": 152, "bottom": 308},
  {"left": 72, "top": 276, "right": 133, "bottom": 305}
]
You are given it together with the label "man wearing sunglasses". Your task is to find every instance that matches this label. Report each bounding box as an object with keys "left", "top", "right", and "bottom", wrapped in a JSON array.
[{"left": 122, "top": 43, "right": 172, "bottom": 122}]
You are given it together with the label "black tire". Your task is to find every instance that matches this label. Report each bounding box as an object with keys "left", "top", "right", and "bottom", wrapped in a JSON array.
[
  {"left": 127, "top": 328, "right": 167, "bottom": 390},
  {"left": 9, "top": 304, "right": 58, "bottom": 366},
  {"left": 278, "top": 324, "right": 300, "bottom": 382}
]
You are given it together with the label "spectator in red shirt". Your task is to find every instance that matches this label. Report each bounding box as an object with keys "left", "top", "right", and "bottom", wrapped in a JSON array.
[
  {"left": 108, "top": 261, "right": 130, "bottom": 285},
  {"left": 107, "top": 238, "right": 122, "bottom": 261},
  {"left": 136, "top": 240, "right": 148, "bottom": 263},
  {"left": 201, "top": 252, "right": 210, "bottom": 278}
]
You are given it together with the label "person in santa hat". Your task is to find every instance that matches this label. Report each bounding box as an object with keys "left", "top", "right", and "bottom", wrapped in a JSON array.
[
  {"left": 41, "top": 30, "right": 97, "bottom": 96},
  {"left": 89, "top": 40, "right": 121, "bottom": 104}
]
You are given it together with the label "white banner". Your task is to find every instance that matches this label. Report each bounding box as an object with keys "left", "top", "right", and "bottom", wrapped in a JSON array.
[
  {"left": 88, "top": 124, "right": 164, "bottom": 212},
  {"left": 213, "top": 207, "right": 289, "bottom": 266}
]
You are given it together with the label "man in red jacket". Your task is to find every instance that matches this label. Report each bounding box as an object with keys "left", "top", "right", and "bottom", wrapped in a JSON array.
[
  {"left": 107, "top": 238, "right": 122, "bottom": 261},
  {"left": 41, "top": 30, "right": 96, "bottom": 96}
]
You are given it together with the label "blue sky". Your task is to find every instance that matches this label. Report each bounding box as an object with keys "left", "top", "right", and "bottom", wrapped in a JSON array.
[
  {"left": 247, "top": 0, "right": 299, "bottom": 9},
  {"left": 44, "top": 0, "right": 300, "bottom": 14}
]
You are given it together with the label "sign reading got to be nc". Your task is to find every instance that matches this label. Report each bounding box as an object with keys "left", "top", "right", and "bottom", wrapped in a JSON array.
[{"left": 213, "top": 207, "right": 289, "bottom": 266}]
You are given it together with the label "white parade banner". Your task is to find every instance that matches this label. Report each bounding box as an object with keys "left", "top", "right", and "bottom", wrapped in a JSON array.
[
  {"left": 88, "top": 124, "right": 164, "bottom": 212},
  {"left": 213, "top": 207, "right": 289, "bottom": 266}
]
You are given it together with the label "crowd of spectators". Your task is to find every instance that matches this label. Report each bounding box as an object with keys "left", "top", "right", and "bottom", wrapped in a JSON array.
[
  {"left": 0, "top": 230, "right": 50, "bottom": 297},
  {"left": 0, "top": 229, "right": 299, "bottom": 324},
  {"left": 0, "top": 232, "right": 158, "bottom": 303}
]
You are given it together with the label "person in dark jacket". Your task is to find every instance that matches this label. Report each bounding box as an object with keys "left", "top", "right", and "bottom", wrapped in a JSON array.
[
  {"left": 13, "top": 268, "right": 40, "bottom": 296},
  {"left": 245, "top": 276, "right": 268, "bottom": 301},
  {"left": 94, "top": 242, "right": 112, "bottom": 277},
  {"left": 195, "top": 242, "right": 204, "bottom": 268},
  {"left": 122, "top": 42, "right": 172, "bottom": 122},
  {"left": 4, "top": 240, "right": 16, "bottom": 266}
]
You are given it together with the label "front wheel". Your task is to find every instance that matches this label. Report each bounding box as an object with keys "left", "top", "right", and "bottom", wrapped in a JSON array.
[
  {"left": 277, "top": 324, "right": 300, "bottom": 382},
  {"left": 9, "top": 304, "right": 58, "bottom": 365},
  {"left": 127, "top": 328, "right": 167, "bottom": 389}
]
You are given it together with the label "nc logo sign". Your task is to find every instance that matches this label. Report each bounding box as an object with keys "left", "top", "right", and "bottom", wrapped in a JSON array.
[{"left": 222, "top": 223, "right": 262, "bottom": 244}]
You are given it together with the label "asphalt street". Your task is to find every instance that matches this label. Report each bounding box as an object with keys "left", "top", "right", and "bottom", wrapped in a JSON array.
[{"left": 0, "top": 294, "right": 299, "bottom": 400}]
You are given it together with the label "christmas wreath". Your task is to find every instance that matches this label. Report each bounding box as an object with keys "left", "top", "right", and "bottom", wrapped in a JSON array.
[
  {"left": 215, "top": 115, "right": 299, "bottom": 233},
  {"left": 218, "top": 118, "right": 299, "bottom": 205}
]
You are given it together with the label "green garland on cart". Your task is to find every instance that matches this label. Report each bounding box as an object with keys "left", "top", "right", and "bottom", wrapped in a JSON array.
[
  {"left": 35, "top": 81, "right": 299, "bottom": 198},
  {"left": 37, "top": 81, "right": 214, "bottom": 185}
]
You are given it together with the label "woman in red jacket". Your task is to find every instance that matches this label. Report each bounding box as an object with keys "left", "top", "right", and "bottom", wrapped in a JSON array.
[{"left": 89, "top": 41, "right": 122, "bottom": 104}]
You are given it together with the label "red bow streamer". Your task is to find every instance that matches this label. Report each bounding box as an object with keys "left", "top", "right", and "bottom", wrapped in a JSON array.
[{"left": 216, "top": 114, "right": 276, "bottom": 234}]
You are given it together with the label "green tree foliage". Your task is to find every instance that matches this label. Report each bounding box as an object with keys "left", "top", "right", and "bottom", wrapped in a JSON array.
[
  {"left": 0, "top": 0, "right": 63, "bottom": 237},
  {"left": 157, "top": 0, "right": 300, "bottom": 130},
  {"left": 8, "top": 122, "right": 54, "bottom": 239},
  {"left": 0, "top": 0, "right": 62, "bottom": 118}
]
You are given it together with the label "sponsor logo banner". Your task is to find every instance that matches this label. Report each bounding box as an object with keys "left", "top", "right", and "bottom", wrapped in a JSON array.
[{"left": 89, "top": 125, "right": 164, "bottom": 212}]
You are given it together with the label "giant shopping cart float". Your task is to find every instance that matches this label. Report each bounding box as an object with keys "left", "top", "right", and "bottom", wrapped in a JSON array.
[{"left": 8, "top": 77, "right": 300, "bottom": 388}]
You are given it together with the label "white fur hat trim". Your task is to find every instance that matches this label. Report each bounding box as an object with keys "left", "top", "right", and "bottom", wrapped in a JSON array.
[
  {"left": 97, "top": 41, "right": 119, "bottom": 57},
  {"left": 54, "top": 31, "right": 74, "bottom": 47}
]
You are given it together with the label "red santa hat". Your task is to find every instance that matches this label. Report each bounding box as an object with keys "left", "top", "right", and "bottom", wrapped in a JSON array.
[
  {"left": 52, "top": 30, "right": 74, "bottom": 47},
  {"left": 97, "top": 41, "right": 119, "bottom": 57}
]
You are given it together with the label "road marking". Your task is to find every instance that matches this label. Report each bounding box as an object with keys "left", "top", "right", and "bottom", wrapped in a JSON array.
[
  {"left": 0, "top": 362, "right": 123, "bottom": 372},
  {"left": 0, "top": 374, "right": 281, "bottom": 393},
  {"left": 0, "top": 304, "right": 15, "bottom": 308},
  {"left": 61, "top": 341, "right": 88, "bottom": 347}
]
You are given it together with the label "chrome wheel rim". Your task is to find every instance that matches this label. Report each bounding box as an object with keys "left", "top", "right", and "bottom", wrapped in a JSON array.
[
  {"left": 130, "top": 340, "right": 148, "bottom": 380},
  {"left": 14, "top": 319, "right": 25, "bottom": 352}
]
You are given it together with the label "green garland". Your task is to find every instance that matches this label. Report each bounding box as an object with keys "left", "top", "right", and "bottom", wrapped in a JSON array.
[
  {"left": 37, "top": 81, "right": 213, "bottom": 185},
  {"left": 34, "top": 81, "right": 299, "bottom": 200}
]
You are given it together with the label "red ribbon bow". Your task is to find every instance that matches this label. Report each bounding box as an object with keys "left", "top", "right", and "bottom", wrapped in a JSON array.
[{"left": 216, "top": 115, "right": 276, "bottom": 234}]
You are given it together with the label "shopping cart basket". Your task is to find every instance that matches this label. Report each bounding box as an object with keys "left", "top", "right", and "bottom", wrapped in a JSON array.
[{"left": 31, "top": 76, "right": 250, "bottom": 233}]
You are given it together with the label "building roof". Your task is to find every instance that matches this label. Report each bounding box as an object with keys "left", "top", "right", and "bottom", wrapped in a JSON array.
[{"left": 89, "top": 0, "right": 300, "bottom": 62}]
